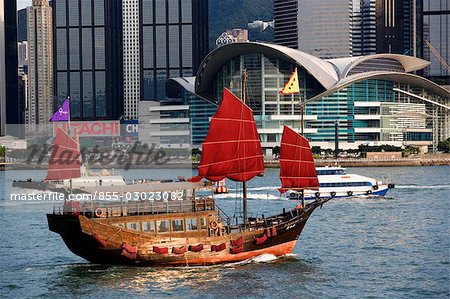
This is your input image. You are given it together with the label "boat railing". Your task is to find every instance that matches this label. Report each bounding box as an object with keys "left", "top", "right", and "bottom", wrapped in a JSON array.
[
  {"left": 228, "top": 207, "right": 305, "bottom": 233},
  {"left": 52, "top": 198, "right": 217, "bottom": 218},
  {"left": 214, "top": 203, "right": 231, "bottom": 232}
]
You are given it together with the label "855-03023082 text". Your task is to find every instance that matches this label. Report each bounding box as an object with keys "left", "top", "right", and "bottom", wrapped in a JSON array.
[{"left": 9, "top": 191, "right": 186, "bottom": 201}]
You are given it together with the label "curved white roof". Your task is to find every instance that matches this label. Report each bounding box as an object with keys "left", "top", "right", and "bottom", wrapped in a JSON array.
[
  {"left": 328, "top": 54, "right": 430, "bottom": 78},
  {"left": 195, "top": 42, "right": 340, "bottom": 95},
  {"left": 191, "top": 42, "right": 445, "bottom": 103}
]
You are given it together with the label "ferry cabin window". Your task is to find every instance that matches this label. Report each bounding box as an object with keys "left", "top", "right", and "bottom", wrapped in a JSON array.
[
  {"left": 157, "top": 220, "right": 170, "bottom": 233},
  {"left": 142, "top": 221, "right": 155, "bottom": 232},
  {"left": 126, "top": 222, "right": 139, "bottom": 231},
  {"left": 113, "top": 223, "right": 125, "bottom": 228},
  {"left": 200, "top": 218, "right": 207, "bottom": 229},
  {"left": 172, "top": 219, "right": 184, "bottom": 232},
  {"left": 186, "top": 218, "right": 197, "bottom": 231}
]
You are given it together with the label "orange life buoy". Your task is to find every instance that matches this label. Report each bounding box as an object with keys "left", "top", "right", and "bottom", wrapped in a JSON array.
[
  {"left": 94, "top": 208, "right": 103, "bottom": 218},
  {"left": 209, "top": 220, "right": 218, "bottom": 230}
]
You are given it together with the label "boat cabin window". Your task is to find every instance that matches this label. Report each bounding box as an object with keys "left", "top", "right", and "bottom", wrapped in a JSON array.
[
  {"left": 186, "top": 218, "right": 198, "bottom": 231},
  {"left": 200, "top": 217, "right": 207, "bottom": 229},
  {"left": 317, "top": 169, "right": 346, "bottom": 175},
  {"left": 320, "top": 181, "right": 373, "bottom": 188},
  {"left": 157, "top": 220, "right": 170, "bottom": 233},
  {"left": 113, "top": 223, "right": 125, "bottom": 228},
  {"left": 126, "top": 222, "right": 140, "bottom": 231},
  {"left": 172, "top": 219, "right": 184, "bottom": 232},
  {"left": 142, "top": 221, "right": 155, "bottom": 232}
]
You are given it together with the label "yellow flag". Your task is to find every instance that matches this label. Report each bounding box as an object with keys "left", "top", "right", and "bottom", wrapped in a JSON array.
[{"left": 280, "top": 68, "right": 300, "bottom": 94}]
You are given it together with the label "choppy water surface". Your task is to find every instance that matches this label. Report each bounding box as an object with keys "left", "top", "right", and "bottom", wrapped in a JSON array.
[{"left": 0, "top": 166, "right": 449, "bottom": 298}]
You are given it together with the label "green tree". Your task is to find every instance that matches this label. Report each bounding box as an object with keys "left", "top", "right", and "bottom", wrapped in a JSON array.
[
  {"left": 404, "top": 145, "right": 420, "bottom": 155},
  {"left": 0, "top": 146, "right": 5, "bottom": 162},
  {"left": 437, "top": 138, "right": 450, "bottom": 153},
  {"left": 272, "top": 146, "right": 280, "bottom": 156},
  {"left": 191, "top": 148, "right": 201, "bottom": 156},
  {"left": 311, "top": 146, "right": 321, "bottom": 155}
]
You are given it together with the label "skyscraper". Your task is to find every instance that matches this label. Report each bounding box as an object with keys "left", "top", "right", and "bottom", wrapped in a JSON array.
[
  {"left": 122, "top": 0, "right": 140, "bottom": 119},
  {"left": 360, "top": 0, "right": 424, "bottom": 57},
  {"left": 360, "top": 0, "right": 377, "bottom": 54},
  {"left": 274, "top": 0, "right": 357, "bottom": 57},
  {"left": 361, "top": 0, "right": 406, "bottom": 55},
  {"left": 274, "top": 0, "right": 298, "bottom": 48},
  {"left": 403, "top": 0, "right": 423, "bottom": 58},
  {"left": 53, "top": 0, "right": 123, "bottom": 121},
  {"left": 352, "top": 0, "right": 363, "bottom": 56},
  {"left": 1, "top": 0, "right": 20, "bottom": 136},
  {"left": 297, "top": 0, "right": 353, "bottom": 59},
  {"left": 27, "top": 0, "right": 53, "bottom": 126},
  {"left": 0, "top": 0, "right": 7, "bottom": 136},
  {"left": 140, "top": 0, "right": 209, "bottom": 102},
  {"left": 53, "top": 0, "right": 208, "bottom": 121},
  {"left": 422, "top": 0, "right": 449, "bottom": 86},
  {"left": 275, "top": 1, "right": 429, "bottom": 60}
]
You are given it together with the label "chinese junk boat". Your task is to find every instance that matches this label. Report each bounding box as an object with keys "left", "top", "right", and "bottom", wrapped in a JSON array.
[{"left": 47, "top": 88, "right": 331, "bottom": 266}]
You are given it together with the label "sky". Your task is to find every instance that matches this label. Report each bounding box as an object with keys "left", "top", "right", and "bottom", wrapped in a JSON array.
[{"left": 17, "top": 0, "right": 32, "bottom": 10}]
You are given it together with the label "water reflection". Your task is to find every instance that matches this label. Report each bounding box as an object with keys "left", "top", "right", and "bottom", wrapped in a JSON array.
[
  {"left": 53, "top": 262, "right": 224, "bottom": 296},
  {"left": 51, "top": 255, "right": 316, "bottom": 297}
]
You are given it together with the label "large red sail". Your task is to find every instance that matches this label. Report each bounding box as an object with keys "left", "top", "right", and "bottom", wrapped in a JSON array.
[
  {"left": 279, "top": 125, "right": 318, "bottom": 193},
  {"left": 191, "top": 88, "right": 264, "bottom": 182},
  {"left": 45, "top": 128, "right": 81, "bottom": 181}
]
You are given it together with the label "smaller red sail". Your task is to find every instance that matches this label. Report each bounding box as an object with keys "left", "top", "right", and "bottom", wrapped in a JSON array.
[
  {"left": 191, "top": 88, "right": 264, "bottom": 182},
  {"left": 279, "top": 125, "right": 318, "bottom": 193},
  {"left": 45, "top": 128, "right": 81, "bottom": 181}
]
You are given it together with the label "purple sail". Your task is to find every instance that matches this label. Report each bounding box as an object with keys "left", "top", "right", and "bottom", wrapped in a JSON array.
[{"left": 49, "top": 98, "right": 70, "bottom": 122}]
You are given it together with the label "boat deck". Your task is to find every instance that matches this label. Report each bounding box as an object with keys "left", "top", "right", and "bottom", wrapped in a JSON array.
[
  {"left": 52, "top": 197, "right": 319, "bottom": 235},
  {"left": 53, "top": 197, "right": 216, "bottom": 218}
]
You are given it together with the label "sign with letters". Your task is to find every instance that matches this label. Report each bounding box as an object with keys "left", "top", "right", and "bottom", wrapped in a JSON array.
[{"left": 53, "top": 121, "right": 120, "bottom": 137}]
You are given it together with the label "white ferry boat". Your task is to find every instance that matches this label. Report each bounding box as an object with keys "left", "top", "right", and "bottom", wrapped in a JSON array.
[{"left": 287, "top": 167, "right": 395, "bottom": 200}]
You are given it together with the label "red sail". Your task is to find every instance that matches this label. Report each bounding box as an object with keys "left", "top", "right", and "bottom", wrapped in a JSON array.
[
  {"left": 191, "top": 88, "right": 264, "bottom": 182},
  {"left": 45, "top": 128, "right": 81, "bottom": 181},
  {"left": 279, "top": 125, "right": 318, "bottom": 193}
]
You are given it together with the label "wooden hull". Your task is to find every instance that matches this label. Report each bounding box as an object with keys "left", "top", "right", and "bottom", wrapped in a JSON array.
[{"left": 47, "top": 204, "right": 320, "bottom": 266}]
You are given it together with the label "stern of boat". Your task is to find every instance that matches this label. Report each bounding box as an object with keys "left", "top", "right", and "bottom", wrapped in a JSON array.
[{"left": 47, "top": 212, "right": 119, "bottom": 264}]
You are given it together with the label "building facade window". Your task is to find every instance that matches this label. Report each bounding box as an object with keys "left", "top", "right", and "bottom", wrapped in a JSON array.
[{"left": 54, "top": 0, "right": 121, "bottom": 120}]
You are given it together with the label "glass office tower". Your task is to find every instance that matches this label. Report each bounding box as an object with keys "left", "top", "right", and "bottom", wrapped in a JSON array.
[
  {"left": 297, "top": 0, "right": 353, "bottom": 58},
  {"left": 53, "top": 0, "right": 123, "bottom": 120},
  {"left": 423, "top": 0, "right": 449, "bottom": 85},
  {"left": 274, "top": 0, "right": 298, "bottom": 49},
  {"left": 141, "top": 0, "right": 208, "bottom": 102},
  {"left": 1, "top": 0, "right": 20, "bottom": 136}
]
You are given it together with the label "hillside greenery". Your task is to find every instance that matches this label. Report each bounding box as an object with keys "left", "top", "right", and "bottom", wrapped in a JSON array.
[{"left": 209, "top": 0, "right": 274, "bottom": 49}]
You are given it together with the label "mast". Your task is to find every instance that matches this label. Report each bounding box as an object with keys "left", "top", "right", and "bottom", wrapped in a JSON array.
[
  {"left": 299, "top": 83, "right": 305, "bottom": 206},
  {"left": 334, "top": 121, "right": 339, "bottom": 159},
  {"left": 242, "top": 69, "right": 248, "bottom": 226},
  {"left": 67, "top": 96, "right": 72, "bottom": 193}
]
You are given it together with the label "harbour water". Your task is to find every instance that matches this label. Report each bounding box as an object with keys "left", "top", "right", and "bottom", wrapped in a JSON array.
[{"left": 0, "top": 166, "right": 449, "bottom": 298}]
